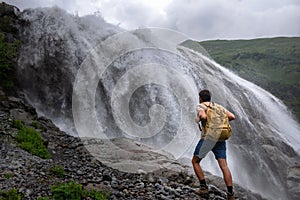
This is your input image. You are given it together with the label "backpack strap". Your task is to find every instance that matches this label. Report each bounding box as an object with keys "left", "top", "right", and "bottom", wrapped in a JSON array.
[
  {"left": 198, "top": 104, "right": 208, "bottom": 111},
  {"left": 202, "top": 102, "right": 212, "bottom": 109}
]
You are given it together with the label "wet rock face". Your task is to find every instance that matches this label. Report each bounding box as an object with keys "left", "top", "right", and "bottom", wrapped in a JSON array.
[
  {"left": 0, "top": 88, "right": 267, "bottom": 200},
  {"left": 0, "top": 2, "right": 21, "bottom": 38},
  {"left": 82, "top": 137, "right": 190, "bottom": 174},
  {"left": 287, "top": 166, "right": 300, "bottom": 200}
]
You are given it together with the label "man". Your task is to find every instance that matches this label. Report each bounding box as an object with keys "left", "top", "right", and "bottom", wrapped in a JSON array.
[{"left": 192, "top": 89, "right": 236, "bottom": 200}]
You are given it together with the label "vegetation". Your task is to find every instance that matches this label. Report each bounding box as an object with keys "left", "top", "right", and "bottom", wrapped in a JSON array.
[
  {"left": 82, "top": 189, "right": 110, "bottom": 200},
  {"left": 0, "top": 33, "right": 19, "bottom": 92},
  {"left": 7, "top": 121, "right": 108, "bottom": 199},
  {"left": 2, "top": 173, "right": 14, "bottom": 179},
  {"left": 197, "top": 37, "right": 300, "bottom": 122},
  {"left": 13, "top": 120, "right": 51, "bottom": 159},
  {"left": 0, "top": 189, "right": 21, "bottom": 200},
  {"left": 37, "top": 181, "right": 109, "bottom": 200},
  {"left": 37, "top": 197, "right": 50, "bottom": 200},
  {"left": 31, "top": 120, "right": 47, "bottom": 131},
  {"left": 51, "top": 180, "right": 83, "bottom": 200},
  {"left": 12, "top": 119, "right": 24, "bottom": 130},
  {"left": 50, "top": 165, "right": 65, "bottom": 178}
]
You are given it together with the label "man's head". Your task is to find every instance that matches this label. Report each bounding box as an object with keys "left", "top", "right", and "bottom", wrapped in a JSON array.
[{"left": 199, "top": 89, "right": 211, "bottom": 102}]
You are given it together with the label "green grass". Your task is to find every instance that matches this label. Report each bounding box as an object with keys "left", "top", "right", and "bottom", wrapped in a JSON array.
[
  {"left": 2, "top": 181, "right": 109, "bottom": 200},
  {"left": 195, "top": 37, "right": 300, "bottom": 122},
  {"left": 50, "top": 165, "right": 65, "bottom": 178},
  {"left": 0, "top": 189, "right": 21, "bottom": 200},
  {"left": 37, "top": 197, "right": 50, "bottom": 200},
  {"left": 51, "top": 180, "right": 83, "bottom": 200},
  {"left": 44, "top": 181, "right": 109, "bottom": 200},
  {"left": 15, "top": 124, "right": 50, "bottom": 159},
  {"left": 83, "top": 189, "right": 109, "bottom": 200},
  {"left": 12, "top": 119, "right": 24, "bottom": 130},
  {"left": 3, "top": 173, "right": 14, "bottom": 179}
]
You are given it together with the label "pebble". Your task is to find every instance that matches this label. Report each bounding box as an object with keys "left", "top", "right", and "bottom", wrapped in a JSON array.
[{"left": 135, "top": 182, "right": 145, "bottom": 189}]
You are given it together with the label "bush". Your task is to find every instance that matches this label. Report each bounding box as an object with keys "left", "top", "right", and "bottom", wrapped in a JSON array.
[
  {"left": 3, "top": 173, "right": 14, "bottom": 179},
  {"left": 83, "top": 189, "right": 109, "bottom": 200},
  {"left": 15, "top": 126, "right": 50, "bottom": 159},
  {"left": 0, "top": 189, "right": 21, "bottom": 200},
  {"left": 12, "top": 119, "right": 24, "bottom": 130},
  {"left": 50, "top": 165, "right": 65, "bottom": 178},
  {"left": 38, "top": 181, "right": 109, "bottom": 200},
  {"left": 37, "top": 197, "right": 50, "bottom": 200},
  {"left": 51, "top": 180, "right": 82, "bottom": 200}
]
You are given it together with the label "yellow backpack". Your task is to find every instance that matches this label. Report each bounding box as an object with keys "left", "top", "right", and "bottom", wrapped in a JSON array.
[{"left": 201, "top": 102, "right": 232, "bottom": 141}]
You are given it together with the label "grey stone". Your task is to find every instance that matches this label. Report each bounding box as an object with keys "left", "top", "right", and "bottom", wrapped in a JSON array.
[{"left": 135, "top": 182, "right": 145, "bottom": 189}]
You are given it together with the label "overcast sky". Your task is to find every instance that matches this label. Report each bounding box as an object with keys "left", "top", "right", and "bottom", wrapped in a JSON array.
[{"left": 3, "top": 0, "right": 300, "bottom": 41}]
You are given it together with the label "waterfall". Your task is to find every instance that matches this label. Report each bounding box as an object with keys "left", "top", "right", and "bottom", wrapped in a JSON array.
[
  {"left": 17, "top": 7, "right": 299, "bottom": 200},
  {"left": 18, "top": 6, "right": 120, "bottom": 134},
  {"left": 179, "top": 48, "right": 300, "bottom": 200}
]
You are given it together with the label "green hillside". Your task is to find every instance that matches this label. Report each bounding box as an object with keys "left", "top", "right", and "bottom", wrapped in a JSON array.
[{"left": 196, "top": 37, "right": 300, "bottom": 122}]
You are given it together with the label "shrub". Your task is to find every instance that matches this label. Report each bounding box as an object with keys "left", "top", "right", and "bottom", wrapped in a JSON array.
[
  {"left": 83, "top": 189, "right": 109, "bottom": 200},
  {"left": 3, "top": 173, "right": 14, "bottom": 179},
  {"left": 15, "top": 126, "right": 50, "bottom": 159},
  {"left": 37, "top": 197, "right": 50, "bottom": 200},
  {"left": 12, "top": 119, "right": 24, "bottom": 130},
  {"left": 51, "top": 180, "right": 82, "bottom": 200},
  {"left": 39, "top": 181, "right": 109, "bottom": 200},
  {"left": 50, "top": 165, "right": 65, "bottom": 178},
  {"left": 0, "top": 189, "right": 21, "bottom": 200}
]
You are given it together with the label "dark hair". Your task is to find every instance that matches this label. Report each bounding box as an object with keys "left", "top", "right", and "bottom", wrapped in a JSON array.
[{"left": 199, "top": 90, "right": 211, "bottom": 102}]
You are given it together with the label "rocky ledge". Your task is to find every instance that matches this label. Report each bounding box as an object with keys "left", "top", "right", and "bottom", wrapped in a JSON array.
[{"left": 0, "top": 89, "right": 265, "bottom": 200}]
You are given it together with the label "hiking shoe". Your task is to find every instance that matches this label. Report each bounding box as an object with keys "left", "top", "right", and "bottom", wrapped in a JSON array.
[
  {"left": 227, "top": 192, "right": 235, "bottom": 200},
  {"left": 195, "top": 184, "right": 209, "bottom": 197}
]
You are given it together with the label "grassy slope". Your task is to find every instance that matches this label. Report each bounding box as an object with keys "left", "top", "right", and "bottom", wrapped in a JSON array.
[{"left": 197, "top": 37, "right": 300, "bottom": 122}]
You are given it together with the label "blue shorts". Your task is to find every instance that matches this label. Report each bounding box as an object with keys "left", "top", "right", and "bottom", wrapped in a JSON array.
[{"left": 193, "top": 139, "right": 226, "bottom": 159}]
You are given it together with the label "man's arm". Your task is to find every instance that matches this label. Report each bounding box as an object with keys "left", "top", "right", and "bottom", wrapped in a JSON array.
[
  {"left": 226, "top": 110, "right": 235, "bottom": 121},
  {"left": 195, "top": 104, "right": 207, "bottom": 123},
  {"left": 195, "top": 104, "right": 207, "bottom": 121},
  {"left": 199, "top": 109, "right": 207, "bottom": 120}
]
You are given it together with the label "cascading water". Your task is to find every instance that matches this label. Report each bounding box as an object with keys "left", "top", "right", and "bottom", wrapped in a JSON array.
[
  {"left": 18, "top": 6, "right": 120, "bottom": 133},
  {"left": 180, "top": 48, "right": 300, "bottom": 200},
  {"left": 16, "top": 6, "right": 299, "bottom": 200}
]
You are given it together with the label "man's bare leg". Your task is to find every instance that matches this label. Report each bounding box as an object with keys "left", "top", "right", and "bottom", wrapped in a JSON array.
[
  {"left": 217, "top": 158, "right": 232, "bottom": 186},
  {"left": 192, "top": 156, "right": 209, "bottom": 196},
  {"left": 218, "top": 158, "right": 235, "bottom": 199},
  {"left": 192, "top": 156, "right": 205, "bottom": 181}
]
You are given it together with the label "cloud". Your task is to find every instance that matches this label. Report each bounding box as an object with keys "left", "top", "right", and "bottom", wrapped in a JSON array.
[
  {"left": 156, "top": 0, "right": 300, "bottom": 40},
  {"left": 96, "top": 0, "right": 160, "bottom": 28},
  {"left": 3, "top": 0, "right": 101, "bottom": 15},
  {"left": 3, "top": 0, "right": 300, "bottom": 40}
]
